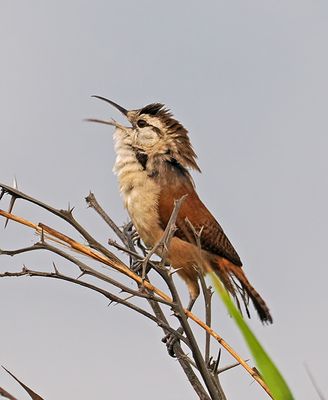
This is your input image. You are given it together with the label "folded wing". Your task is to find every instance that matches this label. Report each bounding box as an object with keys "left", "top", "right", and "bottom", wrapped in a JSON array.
[{"left": 157, "top": 168, "right": 242, "bottom": 267}]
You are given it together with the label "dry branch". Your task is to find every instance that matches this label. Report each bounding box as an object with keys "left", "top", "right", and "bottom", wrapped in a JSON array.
[{"left": 0, "top": 183, "right": 273, "bottom": 399}]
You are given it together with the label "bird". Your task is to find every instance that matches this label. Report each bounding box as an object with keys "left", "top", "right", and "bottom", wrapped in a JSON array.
[{"left": 88, "top": 96, "right": 273, "bottom": 324}]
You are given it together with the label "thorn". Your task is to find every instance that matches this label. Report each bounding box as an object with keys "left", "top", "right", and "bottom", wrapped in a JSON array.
[
  {"left": 5, "top": 196, "right": 17, "bottom": 228},
  {"left": 76, "top": 271, "right": 85, "bottom": 280},
  {"left": 4, "top": 187, "right": 18, "bottom": 228},
  {"left": 214, "top": 348, "right": 222, "bottom": 373},
  {"left": 52, "top": 262, "right": 59, "bottom": 274},
  {"left": 13, "top": 176, "right": 18, "bottom": 189},
  {"left": 168, "top": 267, "right": 182, "bottom": 277},
  {"left": 107, "top": 300, "right": 115, "bottom": 307},
  {"left": 252, "top": 366, "right": 262, "bottom": 378},
  {"left": 208, "top": 356, "right": 213, "bottom": 367},
  {"left": 113, "top": 294, "right": 135, "bottom": 307},
  {"left": 217, "top": 359, "right": 248, "bottom": 375},
  {"left": 67, "top": 202, "right": 75, "bottom": 214},
  {"left": 122, "top": 294, "right": 135, "bottom": 302},
  {"left": 40, "top": 226, "right": 45, "bottom": 243}
]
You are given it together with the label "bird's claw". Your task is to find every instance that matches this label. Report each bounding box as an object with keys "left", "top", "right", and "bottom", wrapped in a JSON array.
[
  {"left": 131, "top": 260, "right": 142, "bottom": 274},
  {"left": 162, "top": 327, "right": 184, "bottom": 357}
]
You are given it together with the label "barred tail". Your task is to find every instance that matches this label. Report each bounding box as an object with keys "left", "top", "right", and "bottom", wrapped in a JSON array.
[{"left": 214, "top": 257, "right": 273, "bottom": 324}]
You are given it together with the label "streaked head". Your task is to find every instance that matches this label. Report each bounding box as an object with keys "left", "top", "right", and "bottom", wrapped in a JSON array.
[{"left": 87, "top": 95, "right": 200, "bottom": 171}]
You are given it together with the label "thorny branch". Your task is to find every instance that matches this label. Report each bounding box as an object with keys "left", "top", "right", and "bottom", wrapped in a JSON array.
[
  {"left": 85, "top": 195, "right": 214, "bottom": 400},
  {"left": 185, "top": 219, "right": 226, "bottom": 397},
  {"left": 186, "top": 218, "right": 213, "bottom": 366},
  {"left": 0, "top": 243, "right": 171, "bottom": 307},
  {"left": 85, "top": 192, "right": 127, "bottom": 245},
  {"left": 0, "top": 183, "right": 119, "bottom": 263},
  {"left": 0, "top": 266, "right": 186, "bottom": 343},
  {"left": 0, "top": 182, "right": 273, "bottom": 399}
]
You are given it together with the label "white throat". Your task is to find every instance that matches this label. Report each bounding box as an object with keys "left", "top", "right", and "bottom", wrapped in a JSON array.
[{"left": 112, "top": 128, "right": 162, "bottom": 247}]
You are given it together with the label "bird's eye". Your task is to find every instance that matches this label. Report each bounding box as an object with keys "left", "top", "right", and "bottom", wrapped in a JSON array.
[{"left": 137, "top": 119, "right": 147, "bottom": 128}]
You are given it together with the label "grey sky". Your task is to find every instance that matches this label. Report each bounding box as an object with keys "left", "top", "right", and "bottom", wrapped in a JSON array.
[{"left": 1, "top": 1, "right": 327, "bottom": 398}]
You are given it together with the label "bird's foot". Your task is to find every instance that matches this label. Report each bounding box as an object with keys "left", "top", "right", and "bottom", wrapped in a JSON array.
[
  {"left": 130, "top": 260, "right": 143, "bottom": 274},
  {"left": 207, "top": 349, "right": 221, "bottom": 373},
  {"left": 135, "top": 237, "right": 148, "bottom": 256},
  {"left": 131, "top": 260, "right": 153, "bottom": 282},
  {"left": 123, "top": 222, "right": 143, "bottom": 246},
  {"left": 162, "top": 327, "right": 184, "bottom": 357}
]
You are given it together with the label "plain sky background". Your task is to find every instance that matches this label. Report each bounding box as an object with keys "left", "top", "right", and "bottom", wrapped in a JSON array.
[{"left": 1, "top": 1, "right": 327, "bottom": 399}]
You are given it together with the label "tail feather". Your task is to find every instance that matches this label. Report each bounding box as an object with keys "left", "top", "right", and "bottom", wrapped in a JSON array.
[{"left": 214, "top": 257, "right": 273, "bottom": 324}]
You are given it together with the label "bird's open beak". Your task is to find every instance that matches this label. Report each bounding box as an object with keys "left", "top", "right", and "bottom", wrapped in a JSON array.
[
  {"left": 85, "top": 95, "right": 130, "bottom": 129},
  {"left": 91, "top": 95, "right": 128, "bottom": 116}
]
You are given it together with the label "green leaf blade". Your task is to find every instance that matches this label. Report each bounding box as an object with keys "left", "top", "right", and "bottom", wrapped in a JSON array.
[{"left": 210, "top": 272, "right": 294, "bottom": 400}]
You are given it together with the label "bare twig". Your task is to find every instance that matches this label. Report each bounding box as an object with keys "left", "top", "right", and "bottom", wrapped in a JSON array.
[
  {"left": 184, "top": 218, "right": 226, "bottom": 395},
  {"left": 0, "top": 242, "right": 171, "bottom": 307},
  {"left": 0, "top": 208, "right": 170, "bottom": 300},
  {"left": 0, "top": 266, "right": 186, "bottom": 343},
  {"left": 185, "top": 219, "right": 212, "bottom": 363},
  {"left": 85, "top": 192, "right": 127, "bottom": 245},
  {"left": 0, "top": 183, "right": 119, "bottom": 262},
  {"left": 217, "top": 361, "right": 244, "bottom": 375},
  {"left": 200, "top": 275, "right": 213, "bottom": 364},
  {"left": 108, "top": 238, "right": 142, "bottom": 258},
  {"left": 161, "top": 269, "right": 222, "bottom": 400},
  {"left": 147, "top": 299, "right": 210, "bottom": 400}
]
